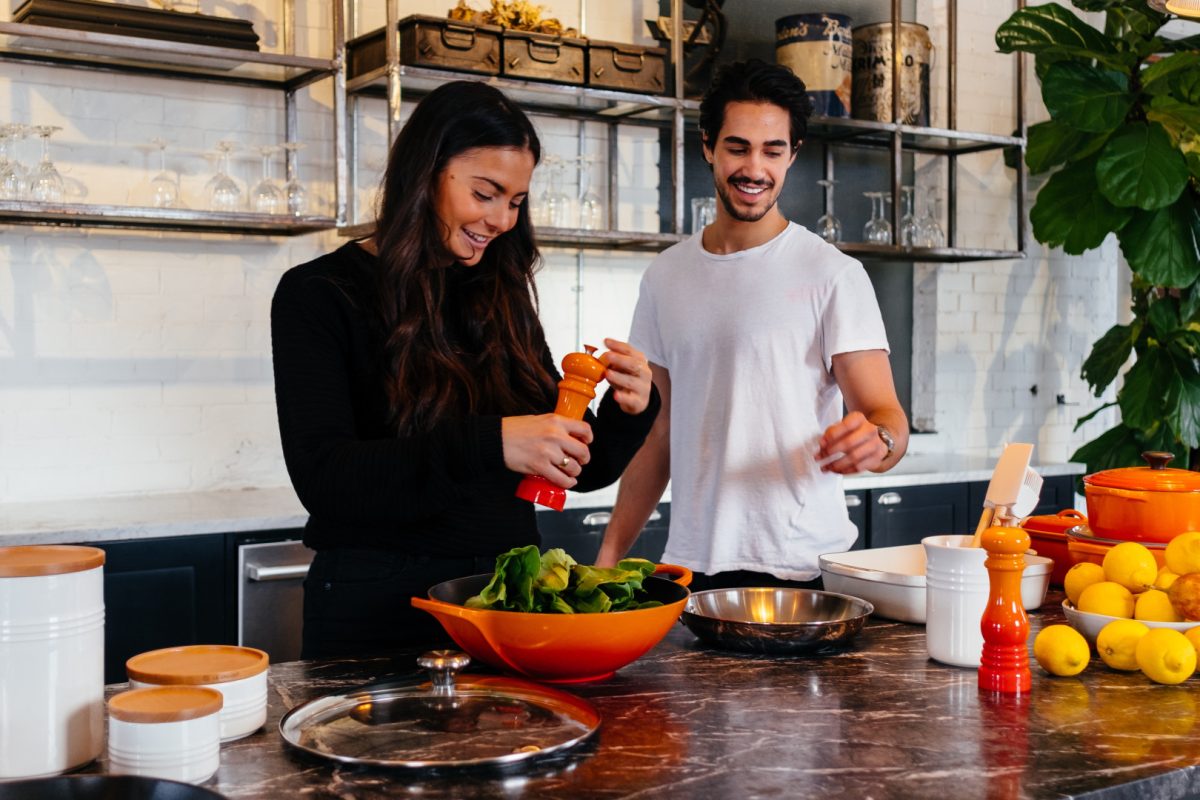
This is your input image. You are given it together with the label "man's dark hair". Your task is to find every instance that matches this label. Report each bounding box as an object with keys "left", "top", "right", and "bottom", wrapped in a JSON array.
[{"left": 698, "top": 58, "right": 814, "bottom": 150}]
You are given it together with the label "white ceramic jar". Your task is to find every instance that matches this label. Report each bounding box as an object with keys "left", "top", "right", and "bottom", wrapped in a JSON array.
[
  {"left": 127, "top": 645, "right": 269, "bottom": 741},
  {"left": 924, "top": 534, "right": 991, "bottom": 668},
  {"left": 0, "top": 545, "right": 106, "bottom": 778},
  {"left": 107, "top": 686, "right": 223, "bottom": 784}
]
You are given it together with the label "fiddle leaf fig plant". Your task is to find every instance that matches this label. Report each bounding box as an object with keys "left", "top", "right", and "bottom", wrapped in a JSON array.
[{"left": 996, "top": 1, "right": 1200, "bottom": 473}]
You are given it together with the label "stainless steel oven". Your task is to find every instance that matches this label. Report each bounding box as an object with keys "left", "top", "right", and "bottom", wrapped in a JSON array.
[{"left": 237, "top": 538, "right": 313, "bottom": 664}]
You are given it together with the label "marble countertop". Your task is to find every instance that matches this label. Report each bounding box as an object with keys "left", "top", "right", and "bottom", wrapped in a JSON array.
[
  {"left": 0, "top": 456, "right": 1084, "bottom": 546},
  {"left": 86, "top": 595, "right": 1200, "bottom": 799}
]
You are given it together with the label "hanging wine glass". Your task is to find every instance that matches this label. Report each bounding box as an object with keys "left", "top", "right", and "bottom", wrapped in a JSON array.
[
  {"left": 916, "top": 192, "right": 946, "bottom": 248},
  {"left": 28, "top": 125, "right": 65, "bottom": 204},
  {"left": 0, "top": 124, "right": 23, "bottom": 201},
  {"left": 899, "top": 185, "right": 919, "bottom": 248},
  {"left": 862, "top": 191, "right": 892, "bottom": 244},
  {"left": 280, "top": 141, "right": 308, "bottom": 216},
  {"left": 251, "top": 145, "right": 284, "bottom": 214},
  {"left": 576, "top": 155, "right": 604, "bottom": 230},
  {"left": 208, "top": 140, "right": 242, "bottom": 212},
  {"left": 148, "top": 137, "right": 179, "bottom": 209},
  {"left": 815, "top": 178, "right": 842, "bottom": 243},
  {"left": 540, "top": 155, "right": 572, "bottom": 228}
]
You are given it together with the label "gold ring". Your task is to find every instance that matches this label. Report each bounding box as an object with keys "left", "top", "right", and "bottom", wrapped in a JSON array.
[{"left": 559, "top": 457, "right": 571, "bottom": 468}]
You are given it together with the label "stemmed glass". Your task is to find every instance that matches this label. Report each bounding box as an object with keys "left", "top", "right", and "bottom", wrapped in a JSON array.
[
  {"left": 251, "top": 145, "right": 283, "bottom": 214},
  {"left": 899, "top": 186, "right": 919, "bottom": 247},
  {"left": 208, "top": 140, "right": 242, "bottom": 212},
  {"left": 862, "top": 191, "right": 892, "bottom": 245},
  {"left": 28, "top": 125, "right": 65, "bottom": 204},
  {"left": 539, "top": 155, "right": 572, "bottom": 228},
  {"left": 281, "top": 141, "right": 308, "bottom": 216},
  {"left": 815, "top": 178, "right": 842, "bottom": 243},
  {"left": 915, "top": 193, "right": 946, "bottom": 248},
  {"left": 576, "top": 155, "right": 604, "bottom": 230},
  {"left": 148, "top": 137, "right": 178, "bottom": 209},
  {"left": 0, "top": 124, "right": 24, "bottom": 200}
]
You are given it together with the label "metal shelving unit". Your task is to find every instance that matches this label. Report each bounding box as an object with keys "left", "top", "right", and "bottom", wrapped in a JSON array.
[{"left": 0, "top": 6, "right": 346, "bottom": 236}]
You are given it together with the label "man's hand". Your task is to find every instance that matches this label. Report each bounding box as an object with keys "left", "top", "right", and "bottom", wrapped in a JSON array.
[{"left": 817, "top": 411, "right": 888, "bottom": 474}]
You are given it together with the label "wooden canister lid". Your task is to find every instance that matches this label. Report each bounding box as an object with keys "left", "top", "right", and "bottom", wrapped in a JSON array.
[
  {"left": 127, "top": 645, "right": 269, "bottom": 685},
  {"left": 0, "top": 545, "right": 105, "bottom": 578},
  {"left": 108, "top": 686, "right": 224, "bottom": 724}
]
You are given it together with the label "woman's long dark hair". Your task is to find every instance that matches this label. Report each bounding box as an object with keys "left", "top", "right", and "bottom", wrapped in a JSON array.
[{"left": 371, "top": 81, "right": 555, "bottom": 435}]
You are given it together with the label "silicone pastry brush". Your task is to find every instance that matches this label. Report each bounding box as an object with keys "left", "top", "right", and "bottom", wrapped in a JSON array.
[{"left": 971, "top": 443, "right": 1040, "bottom": 547}]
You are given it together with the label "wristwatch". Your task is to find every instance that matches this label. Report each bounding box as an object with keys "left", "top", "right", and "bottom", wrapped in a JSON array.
[{"left": 876, "top": 425, "right": 896, "bottom": 458}]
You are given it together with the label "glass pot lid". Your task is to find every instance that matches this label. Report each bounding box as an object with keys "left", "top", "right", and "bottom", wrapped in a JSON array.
[
  {"left": 278, "top": 650, "right": 600, "bottom": 770},
  {"left": 1084, "top": 451, "right": 1200, "bottom": 493}
]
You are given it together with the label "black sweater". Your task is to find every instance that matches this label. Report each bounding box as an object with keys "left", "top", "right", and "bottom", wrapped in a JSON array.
[{"left": 270, "top": 242, "right": 660, "bottom": 557}]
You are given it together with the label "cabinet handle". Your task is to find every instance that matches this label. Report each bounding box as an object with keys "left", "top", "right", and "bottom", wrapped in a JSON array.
[
  {"left": 247, "top": 564, "right": 310, "bottom": 582},
  {"left": 877, "top": 492, "right": 903, "bottom": 506},
  {"left": 581, "top": 509, "right": 661, "bottom": 527},
  {"left": 844, "top": 494, "right": 862, "bottom": 508}
]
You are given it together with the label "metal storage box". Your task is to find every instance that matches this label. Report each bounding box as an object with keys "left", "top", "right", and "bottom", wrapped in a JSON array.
[
  {"left": 587, "top": 40, "right": 666, "bottom": 94},
  {"left": 501, "top": 30, "right": 585, "bottom": 84},
  {"left": 347, "top": 15, "right": 501, "bottom": 79}
]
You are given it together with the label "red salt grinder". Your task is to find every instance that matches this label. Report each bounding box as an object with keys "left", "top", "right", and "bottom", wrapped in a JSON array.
[
  {"left": 979, "top": 524, "right": 1032, "bottom": 694},
  {"left": 514, "top": 346, "right": 606, "bottom": 512}
]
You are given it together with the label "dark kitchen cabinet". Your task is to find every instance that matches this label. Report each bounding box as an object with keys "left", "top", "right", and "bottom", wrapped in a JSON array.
[
  {"left": 967, "top": 474, "right": 1079, "bottom": 521},
  {"left": 538, "top": 503, "right": 670, "bottom": 565},
  {"left": 867, "top": 484, "right": 970, "bottom": 549},
  {"left": 85, "top": 534, "right": 228, "bottom": 684},
  {"left": 845, "top": 491, "right": 867, "bottom": 550}
]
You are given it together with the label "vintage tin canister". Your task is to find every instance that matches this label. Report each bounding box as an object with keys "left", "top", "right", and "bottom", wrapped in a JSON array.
[
  {"left": 775, "top": 13, "right": 853, "bottom": 118},
  {"left": 851, "top": 21, "right": 933, "bottom": 125}
]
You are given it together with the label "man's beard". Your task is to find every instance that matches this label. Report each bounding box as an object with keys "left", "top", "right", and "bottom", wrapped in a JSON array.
[{"left": 715, "top": 177, "right": 777, "bottom": 223}]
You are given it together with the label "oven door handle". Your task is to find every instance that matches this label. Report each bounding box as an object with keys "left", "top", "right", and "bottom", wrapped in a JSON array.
[{"left": 246, "top": 563, "right": 311, "bottom": 582}]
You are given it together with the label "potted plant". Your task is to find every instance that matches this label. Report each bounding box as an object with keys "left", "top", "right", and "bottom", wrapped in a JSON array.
[{"left": 996, "top": 0, "right": 1200, "bottom": 472}]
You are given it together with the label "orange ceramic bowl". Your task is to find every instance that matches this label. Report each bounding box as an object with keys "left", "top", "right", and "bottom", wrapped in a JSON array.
[
  {"left": 411, "top": 564, "right": 692, "bottom": 683},
  {"left": 1065, "top": 525, "right": 1167, "bottom": 569}
]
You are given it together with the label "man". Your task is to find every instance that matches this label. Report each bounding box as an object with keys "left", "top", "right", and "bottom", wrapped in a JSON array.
[{"left": 596, "top": 59, "right": 909, "bottom": 591}]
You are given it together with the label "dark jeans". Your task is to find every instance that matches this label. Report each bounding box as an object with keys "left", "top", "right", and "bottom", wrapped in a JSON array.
[
  {"left": 301, "top": 548, "right": 496, "bottom": 660},
  {"left": 688, "top": 569, "right": 824, "bottom": 593}
]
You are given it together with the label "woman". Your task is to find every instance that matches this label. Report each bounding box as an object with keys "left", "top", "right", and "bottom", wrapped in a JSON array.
[{"left": 271, "top": 81, "right": 660, "bottom": 659}]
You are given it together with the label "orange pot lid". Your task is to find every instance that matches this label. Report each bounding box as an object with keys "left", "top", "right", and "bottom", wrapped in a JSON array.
[
  {"left": 0, "top": 545, "right": 104, "bottom": 578},
  {"left": 127, "top": 645, "right": 269, "bottom": 685},
  {"left": 108, "top": 686, "right": 223, "bottom": 724},
  {"left": 1084, "top": 451, "right": 1200, "bottom": 492}
]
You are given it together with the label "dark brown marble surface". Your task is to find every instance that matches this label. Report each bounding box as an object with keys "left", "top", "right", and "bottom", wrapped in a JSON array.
[{"left": 93, "top": 595, "right": 1200, "bottom": 799}]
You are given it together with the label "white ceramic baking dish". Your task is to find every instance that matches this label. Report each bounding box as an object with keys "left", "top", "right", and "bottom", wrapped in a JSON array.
[{"left": 818, "top": 544, "right": 1053, "bottom": 623}]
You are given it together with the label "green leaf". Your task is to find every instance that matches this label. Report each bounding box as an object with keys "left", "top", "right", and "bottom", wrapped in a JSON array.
[
  {"left": 1119, "top": 348, "right": 1174, "bottom": 429},
  {"left": 1095, "top": 123, "right": 1191, "bottom": 209},
  {"left": 1140, "top": 424, "right": 1191, "bottom": 468},
  {"left": 1146, "top": 95, "right": 1200, "bottom": 141},
  {"left": 1148, "top": 296, "right": 1181, "bottom": 339},
  {"left": 1035, "top": 52, "right": 1073, "bottom": 82},
  {"left": 1073, "top": 401, "right": 1116, "bottom": 430},
  {"left": 1141, "top": 52, "right": 1200, "bottom": 93},
  {"left": 1161, "top": 33, "right": 1200, "bottom": 52},
  {"left": 1043, "top": 62, "right": 1133, "bottom": 133},
  {"left": 1167, "top": 361, "right": 1200, "bottom": 448},
  {"left": 1070, "top": 423, "right": 1143, "bottom": 475},
  {"left": 1105, "top": 4, "right": 1166, "bottom": 39},
  {"left": 1031, "top": 156, "right": 1135, "bottom": 253},
  {"left": 1070, "top": 0, "right": 1120, "bottom": 9},
  {"left": 1118, "top": 198, "right": 1200, "bottom": 287},
  {"left": 1081, "top": 322, "right": 1136, "bottom": 395},
  {"left": 1026, "top": 120, "right": 1110, "bottom": 173},
  {"left": 1181, "top": 287, "right": 1200, "bottom": 325},
  {"left": 996, "top": 4, "right": 1126, "bottom": 70},
  {"left": 1176, "top": 70, "right": 1200, "bottom": 106}
]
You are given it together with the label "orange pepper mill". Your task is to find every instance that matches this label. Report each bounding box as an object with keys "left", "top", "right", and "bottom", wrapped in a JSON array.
[
  {"left": 514, "top": 346, "right": 606, "bottom": 512},
  {"left": 979, "top": 524, "right": 1032, "bottom": 694}
]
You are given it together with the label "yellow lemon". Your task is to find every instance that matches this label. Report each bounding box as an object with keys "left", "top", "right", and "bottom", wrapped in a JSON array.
[
  {"left": 1156, "top": 566, "right": 1180, "bottom": 591},
  {"left": 1064, "top": 562, "right": 1106, "bottom": 605},
  {"left": 1096, "top": 619, "right": 1150, "bottom": 671},
  {"left": 1136, "top": 628, "right": 1198, "bottom": 684},
  {"left": 1165, "top": 532, "right": 1200, "bottom": 576},
  {"left": 1186, "top": 627, "right": 1200, "bottom": 656},
  {"left": 1135, "top": 589, "right": 1184, "bottom": 622},
  {"left": 1102, "top": 542, "right": 1158, "bottom": 592},
  {"left": 1033, "top": 624, "right": 1090, "bottom": 676},
  {"left": 1077, "top": 581, "right": 1135, "bottom": 618}
]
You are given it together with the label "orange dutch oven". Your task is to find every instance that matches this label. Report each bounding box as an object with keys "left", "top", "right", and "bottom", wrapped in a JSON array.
[{"left": 1083, "top": 451, "right": 1200, "bottom": 543}]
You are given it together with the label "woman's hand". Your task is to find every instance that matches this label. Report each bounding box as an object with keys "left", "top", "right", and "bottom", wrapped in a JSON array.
[
  {"left": 598, "top": 338, "right": 652, "bottom": 415},
  {"left": 501, "top": 414, "right": 593, "bottom": 488}
]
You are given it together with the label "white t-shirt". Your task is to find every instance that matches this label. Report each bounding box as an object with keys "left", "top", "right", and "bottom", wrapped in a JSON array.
[{"left": 629, "top": 222, "right": 890, "bottom": 580}]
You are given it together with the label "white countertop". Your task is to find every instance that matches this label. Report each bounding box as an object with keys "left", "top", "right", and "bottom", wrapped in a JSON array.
[{"left": 0, "top": 456, "right": 1084, "bottom": 546}]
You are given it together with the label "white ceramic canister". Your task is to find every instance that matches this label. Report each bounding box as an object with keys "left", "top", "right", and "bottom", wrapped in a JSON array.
[
  {"left": 923, "top": 534, "right": 990, "bottom": 668},
  {"left": 107, "top": 686, "right": 222, "bottom": 784},
  {"left": 0, "top": 545, "right": 106, "bottom": 779},
  {"left": 127, "top": 645, "right": 268, "bottom": 741}
]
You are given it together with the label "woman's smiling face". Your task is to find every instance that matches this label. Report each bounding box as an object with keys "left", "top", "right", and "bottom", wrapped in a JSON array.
[{"left": 434, "top": 146, "right": 535, "bottom": 266}]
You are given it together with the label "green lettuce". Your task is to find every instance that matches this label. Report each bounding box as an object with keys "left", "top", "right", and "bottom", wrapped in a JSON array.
[{"left": 465, "top": 546, "right": 664, "bottom": 613}]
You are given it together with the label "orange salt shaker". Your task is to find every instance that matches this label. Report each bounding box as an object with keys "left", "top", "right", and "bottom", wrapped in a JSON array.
[{"left": 515, "top": 346, "right": 606, "bottom": 511}]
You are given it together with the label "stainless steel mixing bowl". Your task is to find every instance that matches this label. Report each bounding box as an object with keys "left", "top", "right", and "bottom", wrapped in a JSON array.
[{"left": 680, "top": 588, "right": 873, "bottom": 654}]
